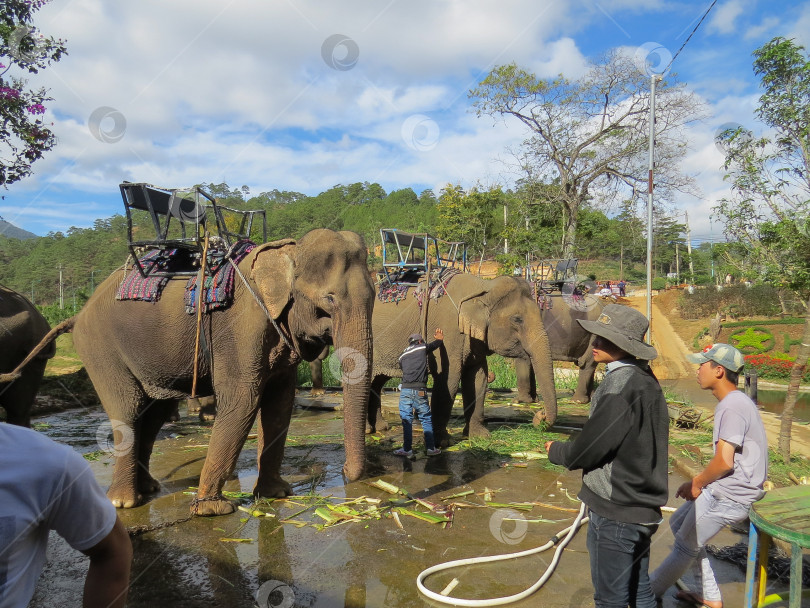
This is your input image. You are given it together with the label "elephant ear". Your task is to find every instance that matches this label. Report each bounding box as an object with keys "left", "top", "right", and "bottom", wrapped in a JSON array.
[
  {"left": 444, "top": 274, "right": 490, "bottom": 342},
  {"left": 250, "top": 239, "right": 296, "bottom": 319}
]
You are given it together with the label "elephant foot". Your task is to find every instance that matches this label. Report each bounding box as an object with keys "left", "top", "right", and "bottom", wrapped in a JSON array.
[
  {"left": 463, "top": 423, "right": 490, "bottom": 439},
  {"left": 365, "top": 423, "right": 376, "bottom": 435},
  {"left": 515, "top": 393, "right": 535, "bottom": 404},
  {"left": 198, "top": 410, "right": 216, "bottom": 423},
  {"left": 191, "top": 495, "right": 235, "bottom": 517},
  {"left": 309, "top": 387, "right": 325, "bottom": 397},
  {"left": 108, "top": 487, "right": 143, "bottom": 509},
  {"left": 571, "top": 393, "right": 591, "bottom": 404},
  {"left": 253, "top": 478, "right": 293, "bottom": 500},
  {"left": 167, "top": 405, "right": 181, "bottom": 422},
  {"left": 532, "top": 410, "right": 547, "bottom": 427},
  {"left": 434, "top": 430, "right": 451, "bottom": 448},
  {"left": 137, "top": 472, "right": 161, "bottom": 495},
  {"left": 374, "top": 416, "right": 389, "bottom": 432}
]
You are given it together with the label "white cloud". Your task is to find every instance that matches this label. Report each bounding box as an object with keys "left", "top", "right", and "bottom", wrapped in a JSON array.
[
  {"left": 708, "top": 0, "right": 746, "bottom": 35},
  {"left": 745, "top": 16, "right": 781, "bottom": 40}
]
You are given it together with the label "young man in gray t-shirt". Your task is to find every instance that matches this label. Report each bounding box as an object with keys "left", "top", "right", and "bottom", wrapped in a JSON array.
[{"left": 650, "top": 343, "right": 767, "bottom": 608}]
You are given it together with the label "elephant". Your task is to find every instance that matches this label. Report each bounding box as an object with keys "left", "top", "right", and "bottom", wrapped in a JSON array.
[
  {"left": 0, "top": 284, "right": 53, "bottom": 426},
  {"left": 515, "top": 292, "right": 606, "bottom": 404},
  {"left": 39, "top": 229, "right": 374, "bottom": 516},
  {"left": 367, "top": 273, "right": 557, "bottom": 446}
]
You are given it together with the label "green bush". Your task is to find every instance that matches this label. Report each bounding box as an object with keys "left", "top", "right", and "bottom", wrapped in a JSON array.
[
  {"left": 651, "top": 277, "right": 667, "bottom": 290},
  {"left": 677, "top": 284, "right": 785, "bottom": 320}
]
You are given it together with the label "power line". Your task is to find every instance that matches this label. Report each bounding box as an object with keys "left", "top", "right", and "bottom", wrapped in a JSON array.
[{"left": 663, "top": 0, "right": 718, "bottom": 73}]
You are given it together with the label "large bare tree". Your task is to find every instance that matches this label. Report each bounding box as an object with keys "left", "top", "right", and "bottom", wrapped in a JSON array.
[{"left": 470, "top": 50, "right": 706, "bottom": 257}]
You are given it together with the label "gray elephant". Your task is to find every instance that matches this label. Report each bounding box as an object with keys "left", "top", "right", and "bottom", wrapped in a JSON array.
[
  {"left": 0, "top": 284, "right": 53, "bottom": 426},
  {"left": 515, "top": 292, "right": 606, "bottom": 404},
  {"left": 16, "top": 229, "right": 374, "bottom": 516},
  {"left": 368, "top": 273, "right": 557, "bottom": 445}
]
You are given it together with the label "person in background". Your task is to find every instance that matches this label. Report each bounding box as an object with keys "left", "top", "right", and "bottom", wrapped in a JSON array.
[
  {"left": 618, "top": 279, "right": 626, "bottom": 297},
  {"left": 0, "top": 422, "right": 132, "bottom": 608},
  {"left": 650, "top": 343, "right": 767, "bottom": 608},
  {"left": 544, "top": 305, "right": 669, "bottom": 608},
  {"left": 393, "top": 329, "right": 444, "bottom": 458}
]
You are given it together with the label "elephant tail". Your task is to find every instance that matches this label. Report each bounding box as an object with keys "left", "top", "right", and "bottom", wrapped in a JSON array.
[{"left": 0, "top": 317, "right": 76, "bottom": 383}]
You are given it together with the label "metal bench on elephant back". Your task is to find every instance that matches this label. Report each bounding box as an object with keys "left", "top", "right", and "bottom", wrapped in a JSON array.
[{"left": 120, "top": 182, "right": 267, "bottom": 277}]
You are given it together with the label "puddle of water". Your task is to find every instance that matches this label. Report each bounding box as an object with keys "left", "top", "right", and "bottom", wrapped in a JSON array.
[{"left": 28, "top": 399, "right": 750, "bottom": 608}]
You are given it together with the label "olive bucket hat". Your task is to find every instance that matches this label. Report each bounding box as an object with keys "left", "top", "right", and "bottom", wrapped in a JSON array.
[{"left": 577, "top": 304, "right": 658, "bottom": 360}]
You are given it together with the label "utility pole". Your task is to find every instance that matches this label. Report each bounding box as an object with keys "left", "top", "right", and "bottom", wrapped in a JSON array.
[
  {"left": 503, "top": 203, "right": 509, "bottom": 255},
  {"left": 684, "top": 211, "right": 695, "bottom": 284},
  {"left": 675, "top": 242, "right": 680, "bottom": 283},
  {"left": 58, "top": 264, "right": 64, "bottom": 310},
  {"left": 646, "top": 74, "right": 662, "bottom": 344}
]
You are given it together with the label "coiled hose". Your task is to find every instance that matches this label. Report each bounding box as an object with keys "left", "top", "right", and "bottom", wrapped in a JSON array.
[{"left": 416, "top": 502, "right": 589, "bottom": 606}]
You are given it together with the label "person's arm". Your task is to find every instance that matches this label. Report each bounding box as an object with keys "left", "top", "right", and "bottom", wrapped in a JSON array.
[
  {"left": 426, "top": 328, "right": 444, "bottom": 351},
  {"left": 544, "top": 395, "right": 632, "bottom": 470},
  {"left": 80, "top": 517, "right": 132, "bottom": 608},
  {"left": 675, "top": 439, "right": 735, "bottom": 501}
]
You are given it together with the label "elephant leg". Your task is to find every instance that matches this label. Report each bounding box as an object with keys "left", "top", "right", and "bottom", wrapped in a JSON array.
[
  {"left": 461, "top": 361, "right": 490, "bottom": 439},
  {"left": 513, "top": 358, "right": 537, "bottom": 404},
  {"left": 135, "top": 399, "right": 175, "bottom": 495},
  {"left": 573, "top": 357, "right": 597, "bottom": 403},
  {"left": 429, "top": 369, "right": 457, "bottom": 448},
  {"left": 83, "top": 361, "right": 146, "bottom": 508},
  {"left": 367, "top": 376, "right": 388, "bottom": 434},
  {"left": 254, "top": 372, "right": 296, "bottom": 499},
  {"left": 193, "top": 385, "right": 261, "bottom": 516}
]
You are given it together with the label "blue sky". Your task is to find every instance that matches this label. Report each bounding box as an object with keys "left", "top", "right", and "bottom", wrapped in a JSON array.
[{"left": 2, "top": 0, "right": 808, "bottom": 239}]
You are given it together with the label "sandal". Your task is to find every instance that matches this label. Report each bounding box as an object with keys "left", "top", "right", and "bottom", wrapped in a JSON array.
[{"left": 674, "top": 589, "right": 722, "bottom": 608}]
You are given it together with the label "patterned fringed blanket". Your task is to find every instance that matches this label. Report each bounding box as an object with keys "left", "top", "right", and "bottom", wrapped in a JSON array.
[
  {"left": 116, "top": 249, "right": 180, "bottom": 302},
  {"left": 378, "top": 279, "right": 410, "bottom": 304},
  {"left": 413, "top": 267, "right": 461, "bottom": 310},
  {"left": 184, "top": 240, "right": 256, "bottom": 313}
]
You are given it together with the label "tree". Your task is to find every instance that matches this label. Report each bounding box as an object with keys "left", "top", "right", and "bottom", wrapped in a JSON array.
[
  {"left": 469, "top": 52, "right": 705, "bottom": 257},
  {"left": 436, "top": 184, "right": 501, "bottom": 268},
  {"left": 714, "top": 37, "right": 810, "bottom": 461},
  {"left": 0, "top": 0, "right": 66, "bottom": 186}
]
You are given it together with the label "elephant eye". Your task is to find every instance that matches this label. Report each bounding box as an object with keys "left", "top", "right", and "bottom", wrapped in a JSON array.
[{"left": 511, "top": 315, "right": 523, "bottom": 324}]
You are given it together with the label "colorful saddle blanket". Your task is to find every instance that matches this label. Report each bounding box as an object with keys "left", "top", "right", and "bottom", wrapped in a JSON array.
[
  {"left": 184, "top": 240, "right": 256, "bottom": 314},
  {"left": 116, "top": 249, "right": 185, "bottom": 302},
  {"left": 413, "top": 267, "right": 461, "bottom": 310}
]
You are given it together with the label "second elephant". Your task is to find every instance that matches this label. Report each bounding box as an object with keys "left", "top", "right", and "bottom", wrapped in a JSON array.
[
  {"left": 516, "top": 293, "right": 607, "bottom": 404},
  {"left": 369, "top": 274, "right": 557, "bottom": 446}
]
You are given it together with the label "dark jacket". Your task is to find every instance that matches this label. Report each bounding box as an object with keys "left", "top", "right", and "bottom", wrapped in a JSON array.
[
  {"left": 398, "top": 340, "right": 442, "bottom": 389},
  {"left": 548, "top": 360, "right": 669, "bottom": 524}
]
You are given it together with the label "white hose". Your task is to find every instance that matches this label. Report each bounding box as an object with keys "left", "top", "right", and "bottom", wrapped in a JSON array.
[{"left": 416, "top": 502, "right": 589, "bottom": 606}]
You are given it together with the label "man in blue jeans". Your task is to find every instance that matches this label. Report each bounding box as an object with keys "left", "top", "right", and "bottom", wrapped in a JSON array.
[
  {"left": 544, "top": 305, "right": 669, "bottom": 607},
  {"left": 393, "top": 329, "right": 443, "bottom": 458}
]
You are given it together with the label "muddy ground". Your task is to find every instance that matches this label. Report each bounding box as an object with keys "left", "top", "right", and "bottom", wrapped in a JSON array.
[{"left": 28, "top": 393, "right": 771, "bottom": 608}]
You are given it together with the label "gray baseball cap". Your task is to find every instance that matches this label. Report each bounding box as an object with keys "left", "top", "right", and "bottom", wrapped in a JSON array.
[
  {"left": 686, "top": 343, "right": 745, "bottom": 373},
  {"left": 409, "top": 333, "right": 423, "bottom": 344}
]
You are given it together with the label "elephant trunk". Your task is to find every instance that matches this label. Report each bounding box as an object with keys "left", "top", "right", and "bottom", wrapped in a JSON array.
[
  {"left": 530, "top": 348, "right": 558, "bottom": 427},
  {"left": 332, "top": 313, "right": 373, "bottom": 481}
]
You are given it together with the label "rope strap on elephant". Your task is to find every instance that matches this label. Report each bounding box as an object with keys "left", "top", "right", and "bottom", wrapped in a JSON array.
[
  {"left": 414, "top": 267, "right": 461, "bottom": 310},
  {"left": 184, "top": 239, "right": 256, "bottom": 313}
]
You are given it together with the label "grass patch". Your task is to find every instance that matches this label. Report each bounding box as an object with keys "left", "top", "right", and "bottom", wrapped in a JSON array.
[
  {"left": 765, "top": 451, "right": 810, "bottom": 488},
  {"left": 456, "top": 423, "right": 567, "bottom": 465}
]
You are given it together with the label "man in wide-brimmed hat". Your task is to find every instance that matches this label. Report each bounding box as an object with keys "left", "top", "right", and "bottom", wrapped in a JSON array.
[
  {"left": 649, "top": 343, "right": 766, "bottom": 608},
  {"left": 544, "top": 304, "right": 669, "bottom": 608}
]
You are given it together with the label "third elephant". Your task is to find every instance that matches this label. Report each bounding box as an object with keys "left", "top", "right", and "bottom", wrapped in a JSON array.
[
  {"left": 369, "top": 274, "right": 557, "bottom": 447},
  {"left": 515, "top": 293, "right": 607, "bottom": 405}
]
